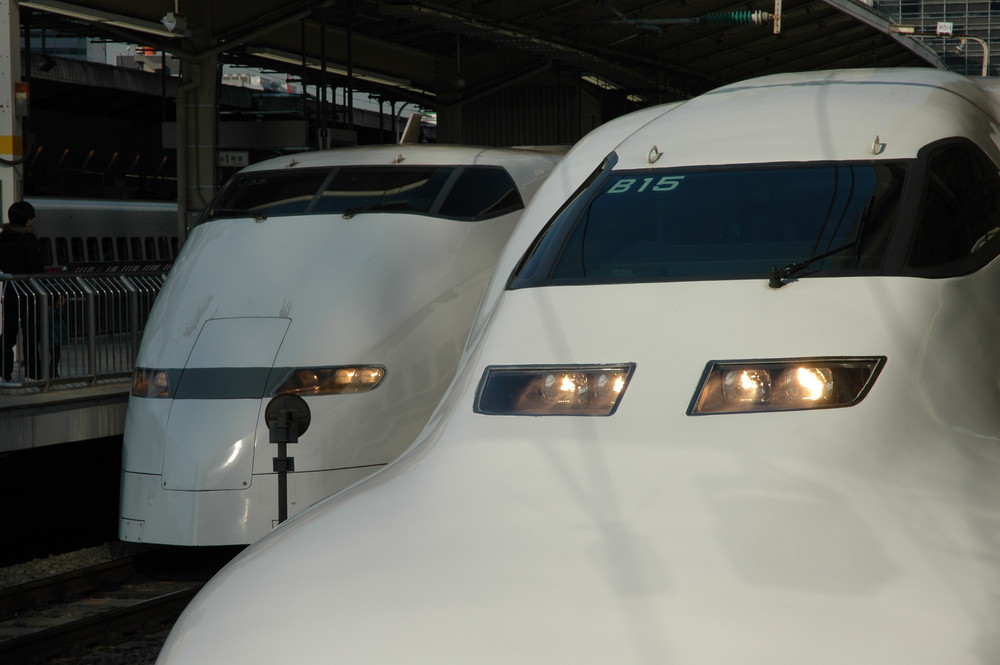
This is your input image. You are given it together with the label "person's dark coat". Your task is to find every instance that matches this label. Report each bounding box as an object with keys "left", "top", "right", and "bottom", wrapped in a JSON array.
[{"left": 0, "top": 223, "right": 44, "bottom": 274}]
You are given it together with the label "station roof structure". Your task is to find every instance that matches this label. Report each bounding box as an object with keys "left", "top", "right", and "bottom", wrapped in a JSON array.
[
  {"left": 15, "top": 0, "right": 946, "bottom": 227},
  {"left": 20, "top": 0, "right": 944, "bottom": 108}
]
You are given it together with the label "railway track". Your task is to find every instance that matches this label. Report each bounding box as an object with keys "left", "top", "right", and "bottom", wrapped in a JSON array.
[{"left": 0, "top": 546, "right": 242, "bottom": 664}]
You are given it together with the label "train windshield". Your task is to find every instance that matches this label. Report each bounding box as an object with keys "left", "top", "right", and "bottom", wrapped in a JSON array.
[
  {"left": 202, "top": 165, "right": 523, "bottom": 223},
  {"left": 511, "top": 161, "right": 909, "bottom": 286}
]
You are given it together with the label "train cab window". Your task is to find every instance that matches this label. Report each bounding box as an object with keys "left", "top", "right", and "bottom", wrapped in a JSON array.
[
  {"left": 56, "top": 238, "right": 69, "bottom": 266},
  {"left": 203, "top": 168, "right": 330, "bottom": 221},
  {"left": 71, "top": 237, "right": 85, "bottom": 263},
  {"left": 102, "top": 237, "right": 115, "bottom": 261},
  {"left": 905, "top": 142, "right": 1000, "bottom": 270},
  {"left": 512, "top": 160, "right": 907, "bottom": 287},
  {"left": 312, "top": 166, "right": 453, "bottom": 215},
  {"left": 117, "top": 237, "right": 129, "bottom": 260},
  {"left": 131, "top": 237, "right": 143, "bottom": 259},
  {"left": 438, "top": 167, "right": 523, "bottom": 220}
]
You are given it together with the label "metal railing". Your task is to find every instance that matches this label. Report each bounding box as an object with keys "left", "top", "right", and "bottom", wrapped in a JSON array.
[{"left": 1, "top": 266, "right": 169, "bottom": 392}]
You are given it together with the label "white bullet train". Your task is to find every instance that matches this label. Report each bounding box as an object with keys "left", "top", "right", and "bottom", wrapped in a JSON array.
[
  {"left": 157, "top": 68, "right": 1000, "bottom": 664},
  {"left": 118, "top": 143, "right": 561, "bottom": 546}
]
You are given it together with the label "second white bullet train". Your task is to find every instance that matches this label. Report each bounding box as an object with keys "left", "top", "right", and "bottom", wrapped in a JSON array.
[
  {"left": 119, "top": 143, "right": 561, "bottom": 546},
  {"left": 158, "top": 68, "right": 1000, "bottom": 664}
]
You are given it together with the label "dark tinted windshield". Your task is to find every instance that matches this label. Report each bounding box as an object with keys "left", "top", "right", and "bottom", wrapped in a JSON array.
[
  {"left": 905, "top": 141, "right": 1000, "bottom": 270},
  {"left": 313, "top": 167, "right": 453, "bottom": 215},
  {"left": 208, "top": 169, "right": 330, "bottom": 218},
  {"left": 202, "top": 165, "right": 523, "bottom": 223},
  {"left": 512, "top": 161, "right": 907, "bottom": 286}
]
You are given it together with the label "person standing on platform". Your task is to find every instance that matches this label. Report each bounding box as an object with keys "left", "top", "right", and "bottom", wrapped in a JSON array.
[{"left": 0, "top": 202, "right": 44, "bottom": 381}]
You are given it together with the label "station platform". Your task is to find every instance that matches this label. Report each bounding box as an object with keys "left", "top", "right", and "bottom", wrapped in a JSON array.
[
  {"left": 0, "top": 382, "right": 129, "bottom": 453},
  {"left": 0, "top": 265, "right": 166, "bottom": 454}
]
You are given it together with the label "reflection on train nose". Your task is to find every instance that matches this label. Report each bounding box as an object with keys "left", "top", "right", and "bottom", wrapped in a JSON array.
[{"left": 224, "top": 439, "right": 245, "bottom": 468}]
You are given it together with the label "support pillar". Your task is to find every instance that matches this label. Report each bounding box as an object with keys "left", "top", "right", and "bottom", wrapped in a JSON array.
[
  {"left": 435, "top": 103, "right": 463, "bottom": 144},
  {"left": 434, "top": 77, "right": 463, "bottom": 144},
  {"left": 0, "top": 0, "right": 22, "bottom": 211},
  {"left": 175, "top": 50, "right": 218, "bottom": 242}
]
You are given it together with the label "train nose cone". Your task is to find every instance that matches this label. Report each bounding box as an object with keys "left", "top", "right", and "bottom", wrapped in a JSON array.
[{"left": 161, "top": 317, "right": 290, "bottom": 490}]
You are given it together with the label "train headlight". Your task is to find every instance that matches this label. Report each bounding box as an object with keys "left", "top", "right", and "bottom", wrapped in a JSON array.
[
  {"left": 273, "top": 366, "right": 386, "bottom": 396},
  {"left": 131, "top": 368, "right": 174, "bottom": 398},
  {"left": 475, "top": 364, "right": 635, "bottom": 415},
  {"left": 689, "top": 357, "right": 885, "bottom": 414}
]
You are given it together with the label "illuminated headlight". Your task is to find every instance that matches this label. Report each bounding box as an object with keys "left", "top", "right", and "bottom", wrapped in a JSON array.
[
  {"left": 131, "top": 368, "right": 174, "bottom": 398},
  {"left": 475, "top": 364, "right": 635, "bottom": 415},
  {"left": 273, "top": 366, "right": 386, "bottom": 396},
  {"left": 689, "top": 357, "right": 885, "bottom": 415}
]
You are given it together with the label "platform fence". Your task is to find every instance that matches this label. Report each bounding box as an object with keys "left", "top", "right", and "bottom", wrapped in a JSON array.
[{"left": 0, "top": 266, "right": 169, "bottom": 393}]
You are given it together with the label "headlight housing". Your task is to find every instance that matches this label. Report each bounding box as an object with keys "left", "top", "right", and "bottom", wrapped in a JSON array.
[
  {"left": 273, "top": 366, "right": 386, "bottom": 396},
  {"left": 130, "top": 368, "right": 176, "bottom": 398},
  {"left": 688, "top": 357, "right": 885, "bottom": 415},
  {"left": 475, "top": 364, "right": 635, "bottom": 415}
]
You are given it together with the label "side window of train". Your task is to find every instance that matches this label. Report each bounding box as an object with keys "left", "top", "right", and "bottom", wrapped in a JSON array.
[
  {"left": 102, "top": 237, "right": 115, "bottom": 261},
  {"left": 145, "top": 237, "right": 157, "bottom": 259},
  {"left": 906, "top": 142, "right": 1000, "bottom": 269},
  {"left": 71, "top": 237, "right": 85, "bottom": 263},
  {"left": 38, "top": 237, "right": 53, "bottom": 266},
  {"left": 117, "top": 237, "right": 129, "bottom": 260},
  {"left": 56, "top": 238, "right": 69, "bottom": 266},
  {"left": 438, "top": 167, "right": 524, "bottom": 220},
  {"left": 86, "top": 237, "right": 99, "bottom": 262},
  {"left": 131, "top": 237, "right": 143, "bottom": 259}
]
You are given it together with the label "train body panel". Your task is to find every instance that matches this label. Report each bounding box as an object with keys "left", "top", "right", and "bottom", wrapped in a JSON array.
[
  {"left": 157, "top": 280, "right": 1000, "bottom": 665},
  {"left": 27, "top": 198, "right": 178, "bottom": 269},
  {"left": 119, "top": 144, "right": 561, "bottom": 546},
  {"left": 620, "top": 67, "right": 1000, "bottom": 168},
  {"left": 158, "top": 69, "right": 1000, "bottom": 663}
]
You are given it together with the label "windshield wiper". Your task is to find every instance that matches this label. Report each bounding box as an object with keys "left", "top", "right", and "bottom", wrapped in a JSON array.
[
  {"left": 341, "top": 200, "right": 410, "bottom": 219},
  {"left": 768, "top": 240, "right": 858, "bottom": 288},
  {"left": 768, "top": 196, "right": 875, "bottom": 289},
  {"left": 207, "top": 208, "right": 267, "bottom": 221}
]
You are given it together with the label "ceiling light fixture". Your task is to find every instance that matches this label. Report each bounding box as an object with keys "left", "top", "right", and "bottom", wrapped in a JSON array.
[
  {"left": 160, "top": 11, "right": 187, "bottom": 34},
  {"left": 581, "top": 74, "right": 620, "bottom": 90}
]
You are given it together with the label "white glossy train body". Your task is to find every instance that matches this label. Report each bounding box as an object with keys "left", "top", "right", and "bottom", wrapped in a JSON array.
[
  {"left": 118, "top": 144, "right": 561, "bottom": 546},
  {"left": 158, "top": 69, "right": 1000, "bottom": 663}
]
